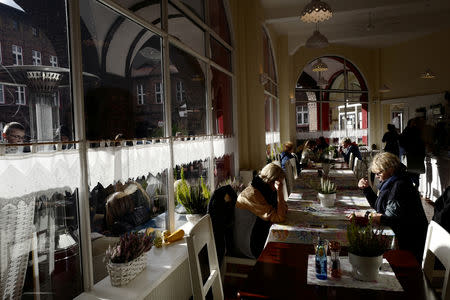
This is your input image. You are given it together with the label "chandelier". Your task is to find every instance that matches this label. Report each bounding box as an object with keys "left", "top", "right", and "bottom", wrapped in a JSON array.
[
  {"left": 312, "top": 59, "right": 328, "bottom": 72},
  {"left": 305, "top": 27, "right": 329, "bottom": 48},
  {"left": 420, "top": 69, "right": 436, "bottom": 79},
  {"left": 300, "top": 0, "right": 333, "bottom": 23}
]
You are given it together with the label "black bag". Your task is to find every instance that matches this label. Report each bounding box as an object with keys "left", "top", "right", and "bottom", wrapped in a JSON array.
[
  {"left": 122, "top": 206, "right": 151, "bottom": 227},
  {"left": 432, "top": 186, "right": 450, "bottom": 233}
]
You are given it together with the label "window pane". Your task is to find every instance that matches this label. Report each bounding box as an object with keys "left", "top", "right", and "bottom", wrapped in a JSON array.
[
  {"left": 0, "top": 1, "right": 83, "bottom": 298},
  {"left": 214, "top": 153, "right": 235, "bottom": 187},
  {"left": 81, "top": 0, "right": 164, "bottom": 140},
  {"left": 178, "top": 0, "right": 205, "bottom": 20},
  {"left": 0, "top": 2, "right": 73, "bottom": 146},
  {"left": 168, "top": 4, "right": 205, "bottom": 55},
  {"left": 170, "top": 44, "right": 206, "bottom": 136},
  {"left": 211, "top": 67, "right": 232, "bottom": 135},
  {"left": 272, "top": 97, "right": 279, "bottom": 132},
  {"left": 115, "top": 0, "right": 162, "bottom": 28},
  {"left": 264, "top": 95, "right": 271, "bottom": 132},
  {"left": 208, "top": 0, "right": 231, "bottom": 44},
  {"left": 210, "top": 37, "right": 231, "bottom": 71}
]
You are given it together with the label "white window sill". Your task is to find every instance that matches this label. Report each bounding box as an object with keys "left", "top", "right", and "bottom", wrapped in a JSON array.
[{"left": 75, "top": 221, "right": 194, "bottom": 300}]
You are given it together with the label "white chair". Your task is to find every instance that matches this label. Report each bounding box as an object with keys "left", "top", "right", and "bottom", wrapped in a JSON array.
[
  {"left": 185, "top": 214, "right": 224, "bottom": 300},
  {"left": 422, "top": 221, "right": 450, "bottom": 300},
  {"left": 348, "top": 152, "right": 355, "bottom": 170},
  {"left": 289, "top": 158, "right": 298, "bottom": 180}
]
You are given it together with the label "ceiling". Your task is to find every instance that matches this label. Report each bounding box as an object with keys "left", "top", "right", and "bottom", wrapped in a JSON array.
[{"left": 261, "top": 0, "right": 450, "bottom": 54}]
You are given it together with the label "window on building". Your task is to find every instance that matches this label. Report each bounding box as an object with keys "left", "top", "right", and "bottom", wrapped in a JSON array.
[
  {"left": 176, "top": 81, "right": 185, "bottom": 102},
  {"left": 296, "top": 105, "right": 309, "bottom": 125},
  {"left": 0, "top": 42, "right": 2, "bottom": 64},
  {"left": 32, "top": 50, "right": 42, "bottom": 65},
  {"left": 0, "top": 84, "right": 4, "bottom": 103},
  {"left": 32, "top": 26, "right": 39, "bottom": 37},
  {"left": 137, "top": 84, "right": 145, "bottom": 105},
  {"left": 12, "top": 45, "right": 23, "bottom": 65},
  {"left": 12, "top": 19, "right": 19, "bottom": 30},
  {"left": 155, "top": 82, "right": 162, "bottom": 104},
  {"left": 16, "top": 86, "right": 26, "bottom": 105},
  {"left": 53, "top": 92, "right": 60, "bottom": 107},
  {"left": 50, "top": 55, "right": 58, "bottom": 67}
]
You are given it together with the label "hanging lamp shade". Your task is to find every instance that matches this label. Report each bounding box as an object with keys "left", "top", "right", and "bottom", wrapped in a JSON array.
[
  {"left": 300, "top": 0, "right": 333, "bottom": 23},
  {"left": 312, "top": 59, "right": 328, "bottom": 72},
  {"left": 420, "top": 69, "right": 436, "bottom": 79},
  {"left": 305, "top": 30, "right": 329, "bottom": 48}
]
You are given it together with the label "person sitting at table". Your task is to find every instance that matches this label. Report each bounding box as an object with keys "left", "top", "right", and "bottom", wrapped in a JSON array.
[
  {"left": 349, "top": 152, "right": 428, "bottom": 262},
  {"left": 233, "top": 163, "right": 287, "bottom": 258},
  {"left": 280, "top": 141, "right": 300, "bottom": 173},
  {"left": 315, "top": 136, "right": 329, "bottom": 152},
  {"left": 339, "top": 138, "right": 362, "bottom": 164}
]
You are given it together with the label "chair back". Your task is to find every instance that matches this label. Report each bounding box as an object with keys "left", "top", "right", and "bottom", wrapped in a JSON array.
[
  {"left": 348, "top": 152, "right": 355, "bottom": 169},
  {"left": 207, "top": 185, "right": 237, "bottom": 265},
  {"left": 185, "top": 215, "right": 224, "bottom": 300},
  {"left": 284, "top": 160, "right": 294, "bottom": 195},
  {"left": 289, "top": 158, "right": 298, "bottom": 180},
  {"left": 422, "top": 220, "right": 450, "bottom": 300}
]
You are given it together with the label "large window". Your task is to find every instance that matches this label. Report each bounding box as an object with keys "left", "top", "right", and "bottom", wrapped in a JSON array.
[
  {"left": 262, "top": 28, "right": 279, "bottom": 149},
  {"left": 295, "top": 56, "right": 369, "bottom": 146},
  {"left": 0, "top": 0, "right": 234, "bottom": 297}
]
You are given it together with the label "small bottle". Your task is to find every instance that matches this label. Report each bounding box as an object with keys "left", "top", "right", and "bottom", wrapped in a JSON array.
[
  {"left": 315, "top": 237, "right": 327, "bottom": 280},
  {"left": 329, "top": 241, "right": 341, "bottom": 279}
]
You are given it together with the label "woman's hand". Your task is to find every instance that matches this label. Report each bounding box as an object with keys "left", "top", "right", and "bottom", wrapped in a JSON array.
[
  {"left": 274, "top": 180, "right": 283, "bottom": 192},
  {"left": 358, "top": 178, "right": 369, "bottom": 189}
]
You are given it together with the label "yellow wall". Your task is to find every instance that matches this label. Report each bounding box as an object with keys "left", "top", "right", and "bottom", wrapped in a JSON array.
[
  {"left": 229, "top": 0, "right": 267, "bottom": 170},
  {"left": 380, "top": 28, "right": 450, "bottom": 100}
]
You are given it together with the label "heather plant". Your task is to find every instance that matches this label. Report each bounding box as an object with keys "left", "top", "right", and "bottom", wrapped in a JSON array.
[
  {"left": 347, "top": 218, "right": 390, "bottom": 257},
  {"left": 105, "top": 232, "right": 153, "bottom": 264},
  {"left": 176, "top": 168, "right": 211, "bottom": 214}
]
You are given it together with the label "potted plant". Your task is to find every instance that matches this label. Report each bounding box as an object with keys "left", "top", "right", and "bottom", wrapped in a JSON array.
[
  {"left": 346, "top": 218, "right": 390, "bottom": 281},
  {"left": 105, "top": 232, "right": 153, "bottom": 286},
  {"left": 176, "top": 168, "right": 211, "bottom": 223},
  {"left": 317, "top": 178, "right": 337, "bottom": 207}
]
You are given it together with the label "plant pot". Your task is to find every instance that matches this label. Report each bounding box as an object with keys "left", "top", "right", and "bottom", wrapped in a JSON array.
[
  {"left": 186, "top": 213, "right": 204, "bottom": 224},
  {"left": 107, "top": 251, "right": 148, "bottom": 286},
  {"left": 348, "top": 252, "right": 383, "bottom": 282},
  {"left": 318, "top": 192, "right": 336, "bottom": 207}
]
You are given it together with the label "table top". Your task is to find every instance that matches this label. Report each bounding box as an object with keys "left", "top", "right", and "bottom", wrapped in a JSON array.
[{"left": 238, "top": 242, "right": 438, "bottom": 300}]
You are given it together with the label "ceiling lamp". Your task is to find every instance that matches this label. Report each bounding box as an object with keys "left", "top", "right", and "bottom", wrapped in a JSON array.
[
  {"left": 420, "top": 69, "right": 436, "bottom": 79},
  {"left": 312, "top": 59, "right": 328, "bottom": 72},
  {"left": 379, "top": 84, "right": 391, "bottom": 93},
  {"left": 305, "top": 29, "right": 329, "bottom": 48},
  {"left": 300, "top": 0, "right": 333, "bottom": 23}
]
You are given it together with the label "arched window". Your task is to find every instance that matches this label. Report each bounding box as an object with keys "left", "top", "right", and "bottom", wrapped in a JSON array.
[{"left": 295, "top": 56, "right": 369, "bottom": 146}]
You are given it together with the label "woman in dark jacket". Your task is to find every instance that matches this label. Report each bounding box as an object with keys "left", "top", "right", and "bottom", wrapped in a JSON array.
[
  {"left": 382, "top": 123, "right": 400, "bottom": 156},
  {"left": 351, "top": 152, "right": 428, "bottom": 262}
]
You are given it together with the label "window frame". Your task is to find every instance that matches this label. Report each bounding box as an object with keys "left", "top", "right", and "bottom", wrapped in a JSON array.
[
  {"left": 296, "top": 105, "right": 309, "bottom": 126},
  {"left": 155, "top": 82, "right": 163, "bottom": 104},
  {"left": 32, "top": 50, "right": 42, "bottom": 65},
  {"left": 175, "top": 80, "right": 185, "bottom": 103},
  {"left": 16, "top": 85, "right": 26, "bottom": 105},
  {"left": 50, "top": 55, "right": 58, "bottom": 67},
  {"left": 12, "top": 44, "right": 23, "bottom": 65},
  {"left": 137, "top": 84, "right": 145, "bottom": 105},
  {"left": 0, "top": 84, "right": 4, "bottom": 104}
]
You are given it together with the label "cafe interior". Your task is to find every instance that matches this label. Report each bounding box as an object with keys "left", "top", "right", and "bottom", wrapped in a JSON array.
[{"left": 0, "top": 0, "right": 449, "bottom": 299}]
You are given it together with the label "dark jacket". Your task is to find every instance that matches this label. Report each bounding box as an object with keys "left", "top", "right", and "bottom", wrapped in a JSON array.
[
  {"left": 343, "top": 143, "right": 362, "bottom": 163},
  {"left": 362, "top": 166, "right": 428, "bottom": 261},
  {"left": 382, "top": 131, "right": 400, "bottom": 156},
  {"left": 399, "top": 126, "right": 425, "bottom": 174},
  {"left": 280, "top": 151, "right": 294, "bottom": 170}
]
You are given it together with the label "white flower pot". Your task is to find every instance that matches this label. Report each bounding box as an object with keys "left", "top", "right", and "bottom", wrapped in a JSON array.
[
  {"left": 318, "top": 192, "right": 336, "bottom": 207},
  {"left": 186, "top": 213, "right": 204, "bottom": 224},
  {"left": 348, "top": 252, "right": 383, "bottom": 281}
]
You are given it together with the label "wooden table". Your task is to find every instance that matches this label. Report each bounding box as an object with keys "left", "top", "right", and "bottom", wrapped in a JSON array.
[{"left": 238, "top": 242, "right": 438, "bottom": 300}]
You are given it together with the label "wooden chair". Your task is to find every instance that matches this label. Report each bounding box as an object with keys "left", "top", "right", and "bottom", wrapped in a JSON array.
[
  {"left": 422, "top": 220, "right": 450, "bottom": 300},
  {"left": 185, "top": 214, "right": 224, "bottom": 300}
]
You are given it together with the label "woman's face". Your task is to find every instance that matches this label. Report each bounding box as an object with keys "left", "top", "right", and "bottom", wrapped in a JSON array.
[{"left": 375, "top": 167, "right": 394, "bottom": 182}]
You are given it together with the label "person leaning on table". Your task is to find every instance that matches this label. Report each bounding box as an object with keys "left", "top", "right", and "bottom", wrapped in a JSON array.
[
  {"left": 348, "top": 152, "right": 428, "bottom": 262},
  {"left": 233, "top": 163, "right": 287, "bottom": 258}
]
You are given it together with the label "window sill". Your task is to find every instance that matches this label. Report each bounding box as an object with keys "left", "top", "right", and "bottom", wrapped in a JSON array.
[{"left": 75, "top": 221, "right": 194, "bottom": 300}]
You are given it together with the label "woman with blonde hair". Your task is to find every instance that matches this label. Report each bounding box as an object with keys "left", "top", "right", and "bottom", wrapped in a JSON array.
[
  {"left": 233, "top": 163, "right": 287, "bottom": 258},
  {"left": 349, "top": 152, "right": 428, "bottom": 261}
]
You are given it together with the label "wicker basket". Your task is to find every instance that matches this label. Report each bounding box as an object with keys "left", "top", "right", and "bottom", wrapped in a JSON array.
[{"left": 107, "top": 251, "right": 148, "bottom": 287}]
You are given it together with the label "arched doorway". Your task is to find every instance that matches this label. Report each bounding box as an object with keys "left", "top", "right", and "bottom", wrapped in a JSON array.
[{"left": 295, "top": 56, "right": 369, "bottom": 146}]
